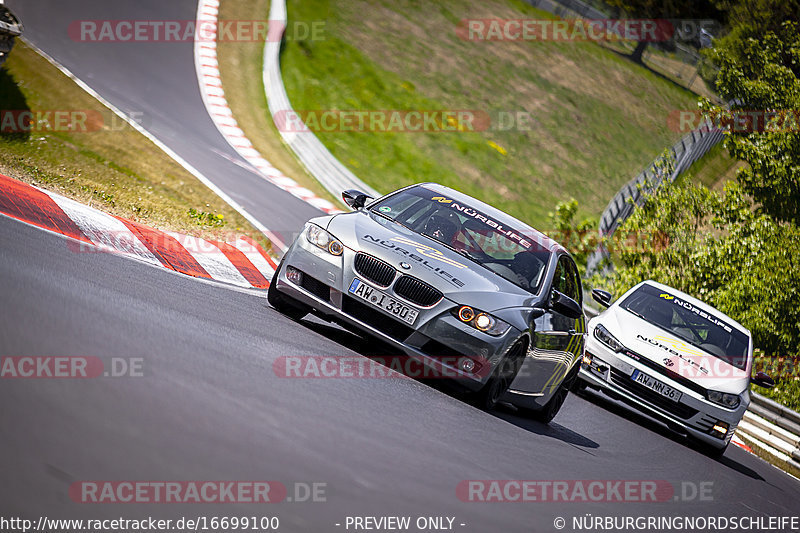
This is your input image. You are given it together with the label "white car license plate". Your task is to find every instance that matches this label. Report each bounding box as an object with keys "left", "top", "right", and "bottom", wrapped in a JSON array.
[
  {"left": 348, "top": 278, "right": 418, "bottom": 325},
  {"left": 631, "top": 369, "right": 683, "bottom": 403}
]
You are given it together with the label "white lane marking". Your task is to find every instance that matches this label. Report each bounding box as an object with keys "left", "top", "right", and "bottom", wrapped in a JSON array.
[
  {"left": 49, "top": 193, "right": 161, "bottom": 266},
  {"left": 167, "top": 232, "right": 250, "bottom": 287}
]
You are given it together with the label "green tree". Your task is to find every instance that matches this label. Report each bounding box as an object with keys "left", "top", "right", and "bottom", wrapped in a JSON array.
[
  {"left": 705, "top": 13, "right": 800, "bottom": 223},
  {"left": 547, "top": 198, "right": 598, "bottom": 277},
  {"left": 597, "top": 179, "right": 800, "bottom": 359}
]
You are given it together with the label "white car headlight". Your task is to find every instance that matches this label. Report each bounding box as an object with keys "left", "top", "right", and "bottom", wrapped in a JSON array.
[
  {"left": 306, "top": 224, "right": 344, "bottom": 256},
  {"left": 707, "top": 390, "right": 740, "bottom": 409},
  {"left": 594, "top": 324, "right": 624, "bottom": 352},
  {"left": 453, "top": 306, "right": 510, "bottom": 337}
]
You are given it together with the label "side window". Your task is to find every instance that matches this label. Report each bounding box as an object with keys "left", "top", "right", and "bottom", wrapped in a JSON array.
[
  {"left": 566, "top": 258, "right": 582, "bottom": 305},
  {"left": 552, "top": 258, "right": 568, "bottom": 295},
  {"left": 554, "top": 256, "right": 581, "bottom": 304}
]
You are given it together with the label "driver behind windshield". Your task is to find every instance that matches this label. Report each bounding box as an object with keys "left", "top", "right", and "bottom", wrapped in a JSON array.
[{"left": 511, "top": 251, "right": 542, "bottom": 290}]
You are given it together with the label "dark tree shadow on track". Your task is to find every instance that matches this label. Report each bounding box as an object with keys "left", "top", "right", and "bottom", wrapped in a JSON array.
[
  {"left": 0, "top": 67, "right": 31, "bottom": 141},
  {"left": 577, "top": 387, "right": 765, "bottom": 481},
  {"left": 603, "top": 46, "right": 698, "bottom": 97}
]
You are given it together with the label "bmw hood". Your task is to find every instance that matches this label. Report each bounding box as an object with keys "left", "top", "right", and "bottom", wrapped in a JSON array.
[
  {"left": 597, "top": 307, "right": 751, "bottom": 394},
  {"left": 326, "top": 211, "right": 536, "bottom": 311}
]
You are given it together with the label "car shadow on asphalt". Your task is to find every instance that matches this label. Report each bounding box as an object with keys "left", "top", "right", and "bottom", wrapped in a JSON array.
[
  {"left": 284, "top": 312, "right": 604, "bottom": 452},
  {"left": 577, "top": 388, "right": 766, "bottom": 481},
  {"left": 493, "top": 405, "right": 601, "bottom": 451},
  {"left": 283, "top": 312, "right": 768, "bottom": 480}
]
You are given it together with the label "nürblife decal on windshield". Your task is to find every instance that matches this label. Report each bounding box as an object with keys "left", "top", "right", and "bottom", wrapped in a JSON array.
[
  {"left": 423, "top": 191, "right": 536, "bottom": 249},
  {"left": 658, "top": 292, "right": 733, "bottom": 333}
]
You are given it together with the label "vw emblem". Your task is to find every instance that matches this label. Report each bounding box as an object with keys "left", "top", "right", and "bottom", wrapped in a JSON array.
[
  {"left": 664, "top": 358, "right": 674, "bottom": 367},
  {"left": 399, "top": 262, "right": 411, "bottom": 270}
]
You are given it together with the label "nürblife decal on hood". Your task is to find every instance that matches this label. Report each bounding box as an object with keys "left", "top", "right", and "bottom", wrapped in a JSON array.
[
  {"left": 636, "top": 334, "right": 710, "bottom": 375},
  {"left": 363, "top": 234, "right": 466, "bottom": 287}
]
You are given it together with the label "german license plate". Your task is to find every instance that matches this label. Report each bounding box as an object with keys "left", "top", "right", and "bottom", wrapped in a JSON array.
[
  {"left": 348, "top": 278, "right": 418, "bottom": 325},
  {"left": 631, "top": 369, "right": 683, "bottom": 402}
]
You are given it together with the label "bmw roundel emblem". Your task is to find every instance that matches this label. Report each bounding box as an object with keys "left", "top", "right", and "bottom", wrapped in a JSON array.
[{"left": 400, "top": 262, "right": 411, "bottom": 270}]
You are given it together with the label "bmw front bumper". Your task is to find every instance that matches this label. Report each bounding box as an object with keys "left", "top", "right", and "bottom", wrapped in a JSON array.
[{"left": 272, "top": 234, "right": 522, "bottom": 390}]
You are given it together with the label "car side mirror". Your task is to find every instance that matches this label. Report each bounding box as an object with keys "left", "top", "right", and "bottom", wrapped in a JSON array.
[
  {"left": 751, "top": 371, "right": 776, "bottom": 389},
  {"left": 591, "top": 288, "right": 612, "bottom": 308},
  {"left": 551, "top": 290, "right": 583, "bottom": 320},
  {"left": 342, "top": 189, "right": 372, "bottom": 209}
]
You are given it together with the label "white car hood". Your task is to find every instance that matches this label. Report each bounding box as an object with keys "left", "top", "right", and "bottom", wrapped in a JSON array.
[{"left": 598, "top": 306, "right": 751, "bottom": 394}]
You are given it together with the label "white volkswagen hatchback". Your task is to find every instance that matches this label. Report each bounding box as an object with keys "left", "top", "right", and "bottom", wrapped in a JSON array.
[{"left": 578, "top": 280, "right": 774, "bottom": 456}]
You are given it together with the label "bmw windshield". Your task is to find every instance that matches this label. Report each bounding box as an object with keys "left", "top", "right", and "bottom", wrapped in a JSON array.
[
  {"left": 620, "top": 284, "right": 749, "bottom": 369},
  {"left": 370, "top": 186, "right": 551, "bottom": 294}
]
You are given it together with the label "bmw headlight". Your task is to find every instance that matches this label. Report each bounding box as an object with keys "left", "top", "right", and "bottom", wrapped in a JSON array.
[
  {"left": 594, "top": 324, "right": 624, "bottom": 352},
  {"left": 707, "top": 390, "right": 740, "bottom": 409},
  {"left": 306, "top": 224, "right": 344, "bottom": 256},
  {"left": 452, "top": 306, "right": 510, "bottom": 336}
]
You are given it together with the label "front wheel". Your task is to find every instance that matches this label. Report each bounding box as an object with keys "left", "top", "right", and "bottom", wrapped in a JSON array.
[
  {"left": 473, "top": 339, "right": 527, "bottom": 412},
  {"left": 267, "top": 259, "right": 309, "bottom": 321},
  {"left": 524, "top": 362, "right": 580, "bottom": 424}
]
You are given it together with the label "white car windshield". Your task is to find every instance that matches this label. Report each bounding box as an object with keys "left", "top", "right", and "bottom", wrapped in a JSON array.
[
  {"left": 370, "top": 186, "right": 551, "bottom": 294},
  {"left": 620, "top": 284, "right": 749, "bottom": 370}
]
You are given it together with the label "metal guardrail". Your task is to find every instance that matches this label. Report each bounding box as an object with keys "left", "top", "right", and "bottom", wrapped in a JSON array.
[
  {"left": 585, "top": 120, "right": 724, "bottom": 274},
  {"left": 523, "top": 0, "right": 611, "bottom": 19},
  {"left": 738, "top": 392, "right": 800, "bottom": 472},
  {"left": 261, "top": 0, "right": 380, "bottom": 203}
]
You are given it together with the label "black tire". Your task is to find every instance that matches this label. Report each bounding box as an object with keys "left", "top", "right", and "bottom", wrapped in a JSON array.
[
  {"left": 473, "top": 339, "right": 527, "bottom": 412},
  {"left": 525, "top": 362, "right": 580, "bottom": 424},
  {"left": 571, "top": 376, "right": 588, "bottom": 394},
  {"left": 267, "top": 259, "right": 309, "bottom": 321}
]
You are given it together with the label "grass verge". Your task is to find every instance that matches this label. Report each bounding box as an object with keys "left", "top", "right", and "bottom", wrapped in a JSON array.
[
  {"left": 275, "top": 0, "right": 700, "bottom": 226},
  {"left": 680, "top": 142, "right": 745, "bottom": 190},
  {"left": 215, "top": 0, "right": 341, "bottom": 208},
  {"left": 0, "top": 41, "right": 272, "bottom": 253},
  {"left": 736, "top": 433, "right": 800, "bottom": 480}
]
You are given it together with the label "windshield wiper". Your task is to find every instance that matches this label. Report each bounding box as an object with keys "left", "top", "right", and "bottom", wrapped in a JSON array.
[
  {"left": 371, "top": 210, "right": 416, "bottom": 233},
  {"left": 625, "top": 307, "right": 649, "bottom": 322},
  {"left": 453, "top": 247, "right": 482, "bottom": 262},
  {"left": 626, "top": 306, "right": 712, "bottom": 352}
]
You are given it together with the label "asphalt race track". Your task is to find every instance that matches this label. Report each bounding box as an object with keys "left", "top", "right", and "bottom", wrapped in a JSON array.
[
  {"left": 6, "top": 0, "right": 321, "bottom": 245},
  {"left": 2, "top": 0, "right": 799, "bottom": 531},
  {"left": 2, "top": 217, "right": 799, "bottom": 529}
]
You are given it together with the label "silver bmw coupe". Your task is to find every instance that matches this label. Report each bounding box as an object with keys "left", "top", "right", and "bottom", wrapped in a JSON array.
[{"left": 268, "top": 183, "right": 586, "bottom": 422}]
